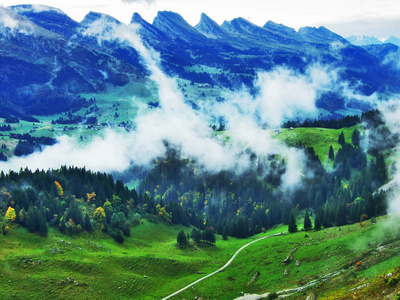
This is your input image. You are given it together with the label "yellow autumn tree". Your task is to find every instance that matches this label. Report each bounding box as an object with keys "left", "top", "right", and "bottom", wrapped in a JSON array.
[
  {"left": 94, "top": 207, "right": 106, "bottom": 222},
  {"left": 87, "top": 192, "right": 96, "bottom": 202},
  {"left": 54, "top": 181, "right": 64, "bottom": 197},
  {"left": 5, "top": 206, "right": 16, "bottom": 222}
]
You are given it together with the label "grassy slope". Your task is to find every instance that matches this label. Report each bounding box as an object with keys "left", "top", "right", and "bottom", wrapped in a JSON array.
[
  {"left": 273, "top": 126, "right": 359, "bottom": 167},
  {"left": 2, "top": 216, "right": 400, "bottom": 299}
]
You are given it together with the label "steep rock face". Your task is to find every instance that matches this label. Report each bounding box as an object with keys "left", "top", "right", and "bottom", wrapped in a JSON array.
[
  {"left": 80, "top": 11, "right": 121, "bottom": 27},
  {"left": 194, "top": 13, "right": 228, "bottom": 39},
  {"left": 130, "top": 12, "right": 169, "bottom": 44},
  {"left": 298, "top": 26, "right": 348, "bottom": 45},
  {"left": 2, "top": 6, "right": 400, "bottom": 117},
  {"left": 152, "top": 11, "right": 207, "bottom": 44},
  {"left": 263, "top": 21, "right": 300, "bottom": 41},
  {"left": 10, "top": 4, "right": 79, "bottom": 38},
  {"left": 221, "top": 17, "right": 303, "bottom": 50},
  {"left": 0, "top": 7, "right": 144, "bottom": 115}
]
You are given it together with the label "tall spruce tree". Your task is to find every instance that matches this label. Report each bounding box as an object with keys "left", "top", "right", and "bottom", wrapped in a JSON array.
[
  {"left": 304, "top": 210, "right": 312, "bottom": 231},
  {"left": 288, "top": 212, "right": 297, "bottom": 233},
  {"left": 338, "top": 131, "right": 345, "bottom": 145},
  {"left": 314, "top": 210, "right": 322, "bottom": 230},
  {"left": 351, "top": 129, "right": 360, "bottom": 148},
  {"left": 328, "top": 145, "right": 335, "bottom": 160},
  {"left": 177, "top": 230, "right": 188, "bottom": 246}
]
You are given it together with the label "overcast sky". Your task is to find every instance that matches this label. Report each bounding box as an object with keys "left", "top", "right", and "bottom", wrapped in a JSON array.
[{"left": 2, "top": 0, "right": 400, "bottom": 39}]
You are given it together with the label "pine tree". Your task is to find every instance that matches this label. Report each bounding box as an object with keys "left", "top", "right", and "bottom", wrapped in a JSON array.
[
  {"left": 191, "top": 228, "right": 201, "bottom": 243},
  {"left": 177, "top": 230, "right": 188, "bottom": 246},
  {"left": 352, "top": 129, "right": 360, "bottom": 148},
  {"left": 328, "top": 145, "right": 335, "bottom": 160},
  {"left": 84, "top": 213, "right": 93, "bottom": 232},
  {"left": 203, "top": 227, "right": 216, "bottom": 244},
  {"left": 38, "top": 212, "right": 48, "bottom": 237},
  {"left": 288, "top": 212, "right": 297, "bottom": 233},
  {"left": 338, "top": 131, "right": 345, "bottom": 145},
  {"left": 303, "top": 210, "right": 312, "bottom": 231},
  {"left": 314, "top": 210, "right": 322, "bottom": 230},
  {"left": 335, "top": 203, "right": 347, "bottom": 226},
  {"left": 113, "top": 230, "right": 124, "bottom": 243}
]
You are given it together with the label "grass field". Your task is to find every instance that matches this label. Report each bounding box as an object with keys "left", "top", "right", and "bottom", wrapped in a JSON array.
[
  {"left": 273, "top": 126, "right": 360, "bottom": 167},
  {"left": 2, "top": 215, "right": 400, "bottom": 299}
]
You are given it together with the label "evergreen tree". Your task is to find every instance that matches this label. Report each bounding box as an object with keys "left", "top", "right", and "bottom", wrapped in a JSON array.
[
  {"left": 177, "top": 230, "right": 188, "bottom": 246},
  {"left": 113, "top": 230, "right": 124, "bottom": 243},
  {"left": 191, "top": 228, "right": 201, "bottom": 243},
  {"left": 335, "top": 203, "right": 347, "bottom": 226},
  {"left": 303, "top": 210, "right": 312, "bottom": 231},
  {"left": 38, "top": 212, "right": 48, "bottom": 237},
  {"left": 338, "top": 131, "right": 345, "bottom": 145},
  {"left": 84, "top": 213, "right": 93, "bottom": 232},
  {"left": 203, "top": 227, "right": 216, "bottom": 244},
  {"left": 314, "top": 210, "right": 322, "bottom": 230},
  {"left": 328, "top": 145, "right": 335, "bottom": 160},
  {"left": 352, "top": 129, "right": 360, "bottom": 148},
  {"left": 288, "top": 212, "right": 297, "bottom": 233}
]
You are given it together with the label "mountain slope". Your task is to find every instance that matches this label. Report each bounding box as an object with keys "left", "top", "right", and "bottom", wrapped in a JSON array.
[
  {"left": 194, "top": 13, "right": 228, "bottom": 39},
  {"left": 0, "top": 6, "right": 145, "bottom": 115},
  {"left": 2, "top": 6, "right": 400, "bottom": 117},
  {"left": 10, "top": 4, "right": 80, "bottom": 38}
]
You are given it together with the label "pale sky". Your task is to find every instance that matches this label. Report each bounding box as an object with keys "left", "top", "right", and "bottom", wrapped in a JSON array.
[{"left": 2, "top": 0, "right": 400, "bottom": 39}]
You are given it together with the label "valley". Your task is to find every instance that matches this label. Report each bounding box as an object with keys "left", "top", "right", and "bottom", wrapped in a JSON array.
[
  {"left": 2, "top": 215, "right": 400, "bottom": 299},
  {"left": 1, "top": 3, "right": 400, "bottom": 300}
]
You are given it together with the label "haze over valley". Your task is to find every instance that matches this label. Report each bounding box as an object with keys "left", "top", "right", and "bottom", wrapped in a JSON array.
[{"left": 0, "top": 3, "right": 400, "bottom": 299}]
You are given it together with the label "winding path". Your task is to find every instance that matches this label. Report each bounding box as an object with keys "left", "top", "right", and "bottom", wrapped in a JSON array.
[{"left": 161, "top": 232, "right": 284, "bottom": 300}]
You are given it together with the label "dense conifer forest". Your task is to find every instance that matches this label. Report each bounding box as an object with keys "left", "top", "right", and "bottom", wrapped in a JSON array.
[{"left": 0, "top": 110, "right": 392, "bottom": 243}]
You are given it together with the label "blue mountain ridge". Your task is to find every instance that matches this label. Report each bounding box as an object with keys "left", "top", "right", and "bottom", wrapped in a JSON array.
[{"left": 1, "top": 5, "right": 399, "bottom": 117}]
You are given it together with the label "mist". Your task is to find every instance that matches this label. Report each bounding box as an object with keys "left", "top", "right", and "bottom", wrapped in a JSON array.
[
  {"left": 376, "top": 98, "right": 400, "bottom": 214},
  {"left": 0, "top": 15, "right": 381, "bottom": 191}
]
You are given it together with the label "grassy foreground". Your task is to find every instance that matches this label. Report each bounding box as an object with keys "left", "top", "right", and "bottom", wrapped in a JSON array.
[{"left": 2, "top": 216, "right": 400, "bottom": 299}]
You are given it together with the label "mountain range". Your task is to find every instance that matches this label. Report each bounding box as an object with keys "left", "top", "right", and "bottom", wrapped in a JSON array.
[
  {"left": 1, "top": 5, "right": 400, "bottom": 118},
  {"left": 346, "top": 35, "right": 400, "bottom": 46}
]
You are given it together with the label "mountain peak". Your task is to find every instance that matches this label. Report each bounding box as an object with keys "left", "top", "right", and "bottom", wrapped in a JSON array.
[
  {"left": 263, "top": 21, "right": 297, "bottom": 36},
  {"left": 10, "top": 4, "right": 79, "bottom": 38},
  {"left": 81, "top": 11, "right": 121, "bottom": 27},
  {"left": 385, "top": 36, "right": 400, "bottom": 47},
  {"left": 346, "top": 35, "right": 383, "bottom": 46},
  {"left": 10, "top": 4, "right": 66, "bottom": 16},
  {"left": 298, "top": 26, "right": 348, "bottom": 44},
  {"left": 195, "top": 13, "right": 226, "bottom": 39},
  {"left": 130, "top": 11, "right": 168, "bottom": 43},
  {"left": 153, "top": 11, "right": 206, "bottom": 43},
  {"left": 0, "top": 6, "right": 60, "bottom": 38},
  {"left": 131, "top": 12, "right": 144, "bottom": 24}
]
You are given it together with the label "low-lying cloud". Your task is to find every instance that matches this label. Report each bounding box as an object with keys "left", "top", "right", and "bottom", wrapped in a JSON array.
[{"left": 0, "top": 14, "right": 386, "bottom": 193}]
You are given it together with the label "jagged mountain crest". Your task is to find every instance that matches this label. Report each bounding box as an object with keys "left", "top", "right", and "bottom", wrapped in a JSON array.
[
  {"left": 194, "top": 13, "right": 228, "bottom": 39},
  {"left": 152, "top": 11, "right": 207, "bottom": 43},
  {"left": 130, "top": 12, "right": 169, "bottom": 44},
  {"left": 346, "top": 35, "right": 383, "bottom": 46},
  {"left": 80, "top": 11, "right": 122, "bottom": 27},
  {"left": 0, "top": 6, "right": 62, "bottom": 39},
  {"left": 10, "top": 4, "right": 79, "bottom": 38},
  {"left": 1, "top": 5, "right": 400, "bottom": 118},
  {"left": 263, "top": 21, "right": 298, "bottom": 39},
  {"left": 298, "top": 26, "right": 349, "bottom": 44}
]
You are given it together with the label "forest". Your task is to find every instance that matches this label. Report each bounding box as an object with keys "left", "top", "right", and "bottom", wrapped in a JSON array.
[{"left": 0, "top": 110, "right": 393, "bottom": 244}]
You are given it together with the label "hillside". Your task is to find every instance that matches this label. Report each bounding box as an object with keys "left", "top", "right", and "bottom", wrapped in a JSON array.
[{"left": 2, "top": 216, "right": 400, "bottom": 299}]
